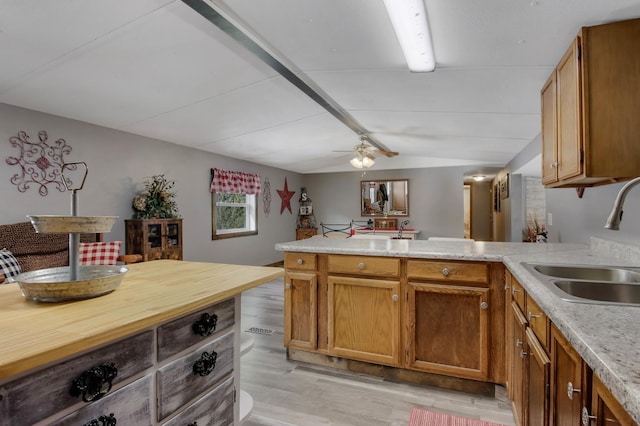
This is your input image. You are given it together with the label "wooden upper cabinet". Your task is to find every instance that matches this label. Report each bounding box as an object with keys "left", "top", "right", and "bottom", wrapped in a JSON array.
[{"left": 541, "top": 18, "right": 640, "bottom": 188}]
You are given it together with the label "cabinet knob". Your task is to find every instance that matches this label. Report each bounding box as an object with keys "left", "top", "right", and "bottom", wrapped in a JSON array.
[
  {"left": 192, "top": 312, "right": 218, "bottom": 337},
  {"left": 512, "top": 287, "right": 520, "bottom": 294},
  {"left": 358, "top": 262, "right": 365, "bottom": 270},
  {"left": 551, "top": 161, "right": 559, "bottom": 168},
  {"left": 70, "top": 363, "right": 118, "bottom": 402},
  {"left": 515, "top": 339, "right": 523, "bottom": 347},
  {"left": 581, "top": 407, "right": 596, "bottom": 426},
  {"left": 528, "top": 312, "right": 541, "bottom": 321},
  {"left": 567, "top": 381, "right": 581, "bottom": 400},
  {"left": 82, "top": 413, "right": 117, "bottom": 426},
  {"left": 520, "top": 349, "right": 527, "bottom": 358},
  {"left": 441, "top": 267, "right": 450, "bottom": 276},
  {"left": 480, "top": 301, "right": 488, "bottom": 310},
  {"left": 297, "top": 258, "right": 303, "bottom": 265},
  {"left": 193, "top": 351, "right": 218, "bottom": 376},
  {"left": 285, "top": 283, "right": 291, "bottom": 289},
  {"left": 392, "top": 294, "right": 399, "bottom": 302}
]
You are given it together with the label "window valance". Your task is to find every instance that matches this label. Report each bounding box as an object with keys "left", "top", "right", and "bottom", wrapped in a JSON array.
[{"left": 210, "top": 168, "right": 262, "bottom": 195}]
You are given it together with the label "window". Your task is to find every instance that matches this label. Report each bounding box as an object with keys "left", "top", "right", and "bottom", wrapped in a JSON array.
[
  {"left": 212, "top": 192, "right": 257, "bottom": 239},
  {"left": 210, "top": 168, "right": 261, "bottom": 240}
]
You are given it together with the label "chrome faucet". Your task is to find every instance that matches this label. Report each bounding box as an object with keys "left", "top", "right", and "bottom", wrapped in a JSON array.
[
  {"left": 397, "top": 220, "right": 410, "bottom": 239},
  {"left": 604, "top": 176, "right": 640, "bottom": 230}
]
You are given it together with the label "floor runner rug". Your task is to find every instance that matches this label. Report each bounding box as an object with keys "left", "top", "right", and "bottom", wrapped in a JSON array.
[{"left": 408, "top": 407, "right": 506, "bottom": 426}]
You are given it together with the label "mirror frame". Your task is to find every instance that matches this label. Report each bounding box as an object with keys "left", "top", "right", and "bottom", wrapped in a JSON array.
[{"left": 360, "top": 179, "right": 409, "bottom": 217}]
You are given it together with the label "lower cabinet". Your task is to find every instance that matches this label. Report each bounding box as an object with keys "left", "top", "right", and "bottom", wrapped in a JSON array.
[
  {"left": 407, "top": 281, "right": 490, "bottom": 380},
  {"left": 327, "top": 275, "right": 401, "bottom": 366},
  {"left": 550, "top": 324, "right": 586, "bottom": 425},
  {"left": 510, "top": 301, "right": 528, "bottom": 425},
  {"left": 587, "top": 374, "right": 636, "bottom": 426},
  {"left": 284, "top": 271, "right": 318, "bottom": 350},
  {"left": 0, "top": 298, "right": 239, "bottom": 425},
  {"left": 526, "top": 328, "right": 550, "bottom": 426}
]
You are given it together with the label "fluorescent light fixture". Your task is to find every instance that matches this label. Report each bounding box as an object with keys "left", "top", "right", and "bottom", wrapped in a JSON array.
[
  {"left": 473, "top": 175, "right": 485, "bottom": 182},
  {"left": 383, "top": 0, "right": 435, "bottom": 72},
  {"left": 350, "top": 154, "right": 375, "bottom": 169}
]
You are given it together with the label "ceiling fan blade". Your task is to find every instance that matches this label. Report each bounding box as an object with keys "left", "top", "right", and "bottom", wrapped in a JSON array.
[{"left": 372, "top": 150, "right": 399, "bottom": 157}]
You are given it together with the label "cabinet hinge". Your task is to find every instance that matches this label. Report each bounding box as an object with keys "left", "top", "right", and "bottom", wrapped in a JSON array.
[
  {"left": 580, "top": 149, "right": 584, "bottom": 164},
  {"left": 233, "top": 386, "right": 237, "bottom": 403},
  {"left": 577, "top": 44, "right": 582, "bottom": 61}
]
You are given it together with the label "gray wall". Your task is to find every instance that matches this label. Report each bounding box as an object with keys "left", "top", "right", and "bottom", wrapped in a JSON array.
[
  {"left": 302, "top": 167, "right": 467, "bottom": 240},
  {"left": 0, "top": 103, "right": 302, "bottom": 266}
]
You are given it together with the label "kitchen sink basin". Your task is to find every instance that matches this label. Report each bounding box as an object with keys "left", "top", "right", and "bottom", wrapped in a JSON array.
[
  {"left": 553, "top": 280, "right": 640, "bottom": 305},
  {"left": 522, "top": 262, "right": 640, "bottom": 306},
  {"left": 530, "top": 264, "right": 640, "bottom": 282}
]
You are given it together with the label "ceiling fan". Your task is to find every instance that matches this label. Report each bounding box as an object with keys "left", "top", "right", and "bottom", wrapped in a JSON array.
[{"left": 335, "top": 136, "right": 399, "bottom": 169}]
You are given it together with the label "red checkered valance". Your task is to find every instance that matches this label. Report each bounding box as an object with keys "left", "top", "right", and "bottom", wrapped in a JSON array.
[{"left": 210, "top": 168, "right": 262, "bottom": 195}]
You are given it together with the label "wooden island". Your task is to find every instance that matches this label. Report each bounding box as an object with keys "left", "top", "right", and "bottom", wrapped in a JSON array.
[{"left": 0, "top": 260, "right": 283, "bottom": 426}]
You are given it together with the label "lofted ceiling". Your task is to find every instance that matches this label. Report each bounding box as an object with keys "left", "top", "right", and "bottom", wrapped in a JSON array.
[{"left": 1, "top": 1, "right": 639, "bottom": 175}]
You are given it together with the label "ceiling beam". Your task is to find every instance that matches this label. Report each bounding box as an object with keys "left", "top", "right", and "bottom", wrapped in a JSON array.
[{"left": 181, "top": 0, "right": 394, "bottom": 153}]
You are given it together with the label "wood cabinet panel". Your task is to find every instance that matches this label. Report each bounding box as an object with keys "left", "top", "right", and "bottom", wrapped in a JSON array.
[
  {"left": 510, "top": 301, "right": 528, "bottom": 426},
  {"left": 407, "top": 282, "right": 489, "bottom": 380},
  {"left": 589, "top": 374, "right": 637, "bottom": 426},
  {"left": 541, "top": 72, "right": 558, "bottom": 186},
  {"left": 511, "top": 276, "right": 526, "bottom": 313},
  {"left": 157, "top": 298, "right": 235, "bottom": 361},
  {"left": 407, "top": 260, "right": 489, "bottom": 284},
  {"left": 328, "top": 276, "right": 401, "bottom": 366},
  {"left": 526, "top": 328, "right": 550, "bottom": 426},
  {"left": 157, "top": 331, "right": 234, "bottom": 421},
  {"left": 285, "top": 252, "right": 316, "bottom": 271},
  {"left": 551, "top": 325, "right": 585, "bottom": 425},
  {"left": 53, "top": 375, "right": 153, "bottom": 426},
  {"left": 284, "top": 272, "right": 317, "bottom": 350},
  {"left": 526, "top": 294, "right": 549, "bottom": 353},
  {"left": 328, "top": 255, "right": 400, "bottom": 277},
  {"left": 0, "top": 331, "right": 153, "bottom": 426},
  {"left": 163, "top": 376, "right": 235, "bottom": 426}
]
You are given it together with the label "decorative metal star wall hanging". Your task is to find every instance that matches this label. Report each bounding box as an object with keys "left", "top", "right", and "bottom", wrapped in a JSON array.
[{"left": 276, "top": 177, "right": 295, "bottom": 214}]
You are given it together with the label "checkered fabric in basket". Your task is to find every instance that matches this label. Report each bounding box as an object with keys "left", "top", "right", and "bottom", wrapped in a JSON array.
[
  {"left": 79, "top": 241, "right": 122, "bottom": 266},
  {"left": 1, "top": 248, "right": 22, "bottom": 283}
]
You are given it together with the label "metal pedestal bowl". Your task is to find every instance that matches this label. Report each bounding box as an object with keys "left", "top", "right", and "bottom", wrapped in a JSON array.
[{"left": 10, "top": 265, "right": 128, "bottom": 302}]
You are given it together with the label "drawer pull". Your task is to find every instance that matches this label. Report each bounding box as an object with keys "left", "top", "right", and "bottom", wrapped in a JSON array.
[
  {"left": 528, "top": 312, "right": 542, "bottom": 321},
  {"left": 581, "top": 407, "right": 596, "bottom": 426},
  {"left": 441, "top": 267, "right": 450, "bottom": 276},
  {"left": 192, "top": 312, "right": 218, "bottom": 337},
  {"left": 358, "top": 262, "right": 365, "bottom": 270},
  {"left": 297, "top": 258, "right": 303, "bottom": 265},
  {"left": 193, "top": 351, "right": 218, "bottom": 376},
  {"left": 83, "top": 413, "right": 117, "bottom": 426},
  {"left": 70, "top": 363, "right": 118, "bottom": 402},
  {"left": 187, "top": 423, "right": 198, "bottom": 426}
]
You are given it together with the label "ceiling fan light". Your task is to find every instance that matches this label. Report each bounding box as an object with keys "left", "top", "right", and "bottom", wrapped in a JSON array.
[
  {"left": 473, "top": 175, "right": 485, "bottom": 182},
  {"left": 350, "top": 154, "right": 375, "bottom": 169}
]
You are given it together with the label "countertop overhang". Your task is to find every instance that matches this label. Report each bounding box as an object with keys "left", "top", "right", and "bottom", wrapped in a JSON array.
[{"left": 276, "top": 237, "right": 640, "bottom": 423}]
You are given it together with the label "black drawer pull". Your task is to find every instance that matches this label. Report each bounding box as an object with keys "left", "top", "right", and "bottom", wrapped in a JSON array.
[
  {"left": 192, "top": 312, "right": 218, "bottom": 337},
  {"left": 70, "top": 363, "right": 118, "bottom": 402},
  {"left": 83, "top": 413, "right": 117, "bottom": 426},
  {"left": 192, "top": 351, "right": 217, "bottom": 376},
  {"left": 187, "top": 423, "right": 198, "bottom": 426}
]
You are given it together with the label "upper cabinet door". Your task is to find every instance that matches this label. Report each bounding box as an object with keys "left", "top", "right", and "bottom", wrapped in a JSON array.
[
  {"left": 541, "top": 72, "right": 558, "bottom": 186},
  {"left": 556, "top": 37, "right": 583, "bottom": 182}
]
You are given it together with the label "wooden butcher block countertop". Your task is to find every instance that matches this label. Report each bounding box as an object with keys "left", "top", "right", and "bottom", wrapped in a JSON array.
[{"left": 0, "top": 260, "right": 283, "bottom": 380}]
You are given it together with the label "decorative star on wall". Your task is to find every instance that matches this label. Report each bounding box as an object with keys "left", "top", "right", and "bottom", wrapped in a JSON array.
[{"left": 276, "top": 177, "right": 295, "bottom": 214}]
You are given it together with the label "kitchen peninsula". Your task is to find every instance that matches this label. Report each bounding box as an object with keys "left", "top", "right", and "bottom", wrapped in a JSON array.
[
  {"left": 275, "top": 237, "right": 640, "bottom": 425},
  {"left": 0, "top": 260, "right": 283, "bottom": 426}
]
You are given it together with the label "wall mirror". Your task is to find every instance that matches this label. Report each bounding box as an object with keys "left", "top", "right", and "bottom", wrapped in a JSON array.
[{"left": 360, "top": 179, "right": 409, "bottom": 217}]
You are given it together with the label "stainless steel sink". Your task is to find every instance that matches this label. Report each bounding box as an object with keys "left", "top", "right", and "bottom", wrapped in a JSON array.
[
  {"left": 522, "top": 263, "right": 640, "bottom": 306},
  {"left": 531, "top": 264, "right": 640, "bottom": 282},
  {"left": 553, "top": 280, "right": 640, "bottom": 305}
]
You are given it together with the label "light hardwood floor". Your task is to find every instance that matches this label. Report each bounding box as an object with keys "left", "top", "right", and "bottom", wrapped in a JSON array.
[{"left": 240, "top": 278, "right": 516, "bottom": 426}]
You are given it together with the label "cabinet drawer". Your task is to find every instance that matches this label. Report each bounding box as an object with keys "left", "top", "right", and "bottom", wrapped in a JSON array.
[
  {"left": 0, "top": 331, "right": 153, "bottom": 426},
  {"left": 526, "top": 293, "right": 549, "bottom": 352},
  {"left": 157, "top": 331, "right": 234, "bottom": 421},
  {"left": 511, "top": 276, "right": 526, "bottom": 312},
  {"left": 285, "top": 252, "right": 317, "bottom": 271},
  {"left": 53, "top": 375, "right": 153, "bottom": 426},
  {"left": 328, "top": 255, "right": 400, "bottom": 277},
  {"left": 163, "top": 376, "right": 234, "bottom": 426},
  {"left": 158, "top": 298, "right": 235, "bottom": 361},
  {"left": 407, "top": 260, "right": 488, "bottom": 284}
]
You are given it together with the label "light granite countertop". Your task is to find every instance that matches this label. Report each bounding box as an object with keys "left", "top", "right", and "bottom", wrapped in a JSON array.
[{"left": 275, "top": 236, "right": 640, "bottom": 423}]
